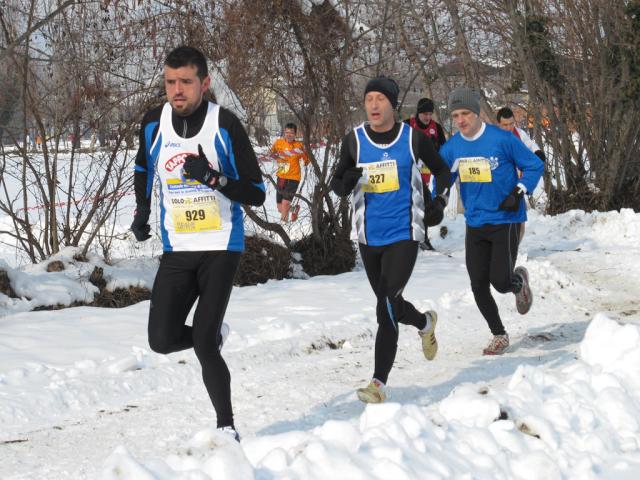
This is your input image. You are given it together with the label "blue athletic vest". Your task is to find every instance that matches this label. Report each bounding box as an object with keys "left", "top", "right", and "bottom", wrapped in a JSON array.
[{"left": 352, "top": 123, "right": 425, "bottom": 246}]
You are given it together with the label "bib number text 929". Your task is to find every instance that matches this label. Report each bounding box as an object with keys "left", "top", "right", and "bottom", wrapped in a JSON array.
[{"left": 185, "top": 209, "right": 206, "bottom": 222}]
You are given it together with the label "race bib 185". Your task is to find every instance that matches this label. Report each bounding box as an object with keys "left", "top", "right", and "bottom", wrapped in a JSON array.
[{"left": 458, "top": 157, "right": 492, "bottom": 183}]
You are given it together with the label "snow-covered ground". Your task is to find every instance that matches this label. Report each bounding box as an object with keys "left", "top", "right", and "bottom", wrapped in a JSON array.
[{"left": 1, "top": 208, "right": 639, "bottom": 479}]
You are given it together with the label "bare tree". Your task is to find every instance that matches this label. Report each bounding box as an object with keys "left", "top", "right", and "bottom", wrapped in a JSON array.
[
  {"left": 2, "top": 0, "right": 638, "bottom": 267},
  {"left": 497, "top": 0, "right": 640, "bottom": 210},
  {"left": 204, "top": 0, "right": 375, "bottom": 274},
  {"left": 393, "top": 0, "right": 640, "bottom": 211},
  {"left": 0, "top": 0, "right": 164, "bottom": 262}
]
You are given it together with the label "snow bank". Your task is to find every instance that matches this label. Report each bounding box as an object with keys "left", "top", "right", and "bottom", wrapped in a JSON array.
[
  {"left": 102, "top": 315, "right": 640, "bottom": 479},
  {"left": 0, "top": 246, "right": 157, "bottom": 316}
]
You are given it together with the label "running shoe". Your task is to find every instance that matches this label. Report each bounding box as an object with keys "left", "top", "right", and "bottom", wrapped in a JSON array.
[
  {"left": 514, "top": 266, "right": 533, "bottom": 314},
  {"left": 482, "top": 334, "right": 510, "bottom": 355},
  {"left": 291, "top": 203, "right": 300, "bottom": 221},
  {"left": 419, "top": 239, "right": 435, "bottom": 251},
  {"left": 356, "top": 379, "right": 386, "bottom": 404},
  {"left": 419, "top": 310, "right": 438, "bottom": 360},
  {"left": 217, "top": 426, "right": 240, "bottom": 442}
]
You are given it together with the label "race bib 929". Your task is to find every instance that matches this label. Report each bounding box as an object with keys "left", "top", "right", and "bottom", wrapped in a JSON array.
[{"left": 168, "top": 189, "right": 222, "bottom": 233}]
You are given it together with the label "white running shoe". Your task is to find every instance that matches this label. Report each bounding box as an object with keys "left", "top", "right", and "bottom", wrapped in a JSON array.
[
  {"left": 482, "top": 334, "right": 510, "bottom": 355},
  {"left": 217, "top": 426, "right": 240, "bottom": 442}
]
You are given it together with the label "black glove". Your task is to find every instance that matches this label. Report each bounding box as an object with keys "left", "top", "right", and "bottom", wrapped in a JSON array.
[
  {"left": 342, "top": 167, "right": 363, "bottom": 193},
  {"left": 424, "top": 195, "right": 446, "bottom": 227},
  {"left": 499, "top": 185, "right": 525, "bottom": 211},
  {"left": 534, "top": 150, "right": 546, "bottom": 163},
  {"left": 183, "top": 144, "right": 219, "bottom": 186},
  {"left": 131, "top": 205, "right": 151, "bottom": 241}
]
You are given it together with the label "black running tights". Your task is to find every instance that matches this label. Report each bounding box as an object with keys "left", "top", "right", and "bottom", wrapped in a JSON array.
[
  {"left": 359, "top": 240, "right": 427, "bottom": 384},
  {"left": 465, "top": 223, "right": 520, "bottom": 335},
  {"left": 148, "top": 250, "right": 240, "bottom": 428}
]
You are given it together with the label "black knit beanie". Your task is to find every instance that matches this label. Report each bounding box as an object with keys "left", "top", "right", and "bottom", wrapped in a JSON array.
[
  {"left": 364, "top": 76, "right": 399, "bottom": 109},
  {"left": 417, "top": 98, "right": 434, "bottom": 114}
]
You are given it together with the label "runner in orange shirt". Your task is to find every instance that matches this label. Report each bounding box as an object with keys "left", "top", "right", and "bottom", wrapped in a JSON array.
[{"left": 270, "top": 122, "right": 310, "bottom": 222}]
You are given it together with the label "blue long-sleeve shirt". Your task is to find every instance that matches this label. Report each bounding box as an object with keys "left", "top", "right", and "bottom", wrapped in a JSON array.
[{"left": 439, "top": 123, "right": 544, "bottom": 227}]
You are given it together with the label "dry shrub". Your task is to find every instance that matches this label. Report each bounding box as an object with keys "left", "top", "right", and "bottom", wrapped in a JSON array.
[
  {"left": 46, "top": 260, "right": 65, "bottom": 272},
  {"left": 235, "top": 235, "right": 291, "bottom": 286},
  {"left": 0, "top": 270, "right": 16, "bottom": 298},
  {"left": 33, "top": 301, "right": 85, "bottom": 311},
  {"left": 614, "top": 178, "right": 640, "bottom": 211},
  {"left": 92, "top": 287, "right": 151, "bottom": 308},
  {"left": 89, "top": 266, "right": 107, "bottom": 291},
  {"left": 292, "top": 230, "right": 356, "bottom": 277},
  {"left": 87, "top": 265, "right": 151, "bottom": 308},
  {"left": 548, "top": 177, "right": 640, "bottom": 215},
  {"left": 546, "top": 188, "right": 606, "bottom": 214},
  {"left": 73, "top": 253, "right": 88, "bottom": 262}
]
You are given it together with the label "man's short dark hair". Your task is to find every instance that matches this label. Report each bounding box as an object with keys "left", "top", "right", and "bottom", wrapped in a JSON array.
[
  {"left": 284, "top": 123, "right": 297, "bottom": 133},
  {"left": 496, "top": 107, "right": 515, "bottom": 122},
  {"left": 164, "top": 46, "right": 209, "bottom": 80}
]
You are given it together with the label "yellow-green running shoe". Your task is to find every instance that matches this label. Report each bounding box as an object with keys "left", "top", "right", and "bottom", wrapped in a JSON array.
[
  {"left": 419, "top": 310, "right": 438, "bottom": 360},
  {"left": 356, "top": 379, "right": 386, "bottom": 404}
]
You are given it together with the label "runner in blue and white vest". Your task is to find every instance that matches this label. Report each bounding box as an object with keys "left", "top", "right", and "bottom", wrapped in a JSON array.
[
  {"left": 439, "top": 87, "right": 543, "bottom": 356},
  {"left": 130, "top": 46, "right": 265, "bottom": 441},
  {"left": 331, "top": 76, "right": 451, "bottom": 404}
]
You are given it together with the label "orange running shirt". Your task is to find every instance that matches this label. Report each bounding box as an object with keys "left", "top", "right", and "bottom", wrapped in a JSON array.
[{"left": 270, "top": 138, "right": 310, "bottom": 181}]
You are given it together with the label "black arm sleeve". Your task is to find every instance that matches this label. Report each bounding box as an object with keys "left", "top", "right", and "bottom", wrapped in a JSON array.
[
  {"left": 133, "top": 171, "right": 151, "bottom": 211},
  {"left": 413, "top": 129, "right": 451, "bottom": 197},
  {"left": 436, "top": 123, "right": 447, "bottom": 148},
  {"left": 534, "top": 149, "right": 546, "bottom": 163},
  {"left": 330, "top": 131, "right": 357, "bottom": 197},
  {"left": 217, "top": 108, "right": 265, "bottom": 207},
  {"left": 133, "top": 108, "right": 161, "bottom": 211}
]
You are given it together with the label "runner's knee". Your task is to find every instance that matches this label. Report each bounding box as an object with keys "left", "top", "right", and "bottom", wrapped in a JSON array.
[
  {"left": 490, "top": 274, "right": 513, "bottom": 294},
  {"left": 148, "top": 333, "right": 177, "bottom": 354},
  {"left": 193, "top": 338, "right": 222, "bottom": 361},
  {"left": 470, "top": 278, "right": 490, "bottom": 296},
  {"left": 376, "top": 295, "right": 400, "bottom": 323}
]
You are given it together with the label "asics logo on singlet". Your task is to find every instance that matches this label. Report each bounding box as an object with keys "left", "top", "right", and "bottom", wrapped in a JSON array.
[
  {"left": 164, "top": 141, "right": 182, "bottom": 148},
  {"left": 165, "top": 153, "right": 189, "bottom": 172}
]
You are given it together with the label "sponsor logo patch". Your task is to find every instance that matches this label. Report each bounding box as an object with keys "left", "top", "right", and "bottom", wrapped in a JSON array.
[{"left": 165, "top": 152, "right": 191, "bottom": 172}]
